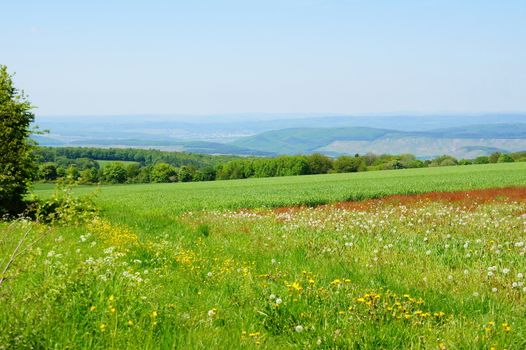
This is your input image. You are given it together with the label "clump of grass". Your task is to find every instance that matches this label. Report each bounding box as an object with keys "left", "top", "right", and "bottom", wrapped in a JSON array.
[{"left": 197, "top": 223, "right": 211, "bottom": 238}]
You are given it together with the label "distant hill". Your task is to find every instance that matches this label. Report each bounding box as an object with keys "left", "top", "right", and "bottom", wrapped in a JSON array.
[
  {"left": 55, "top": 139, "right": 274, "bottom": 156},
  {"left": 33, "top": 114, "right": 526, "bottom": 158},
  {"left": 230, "top": 123, "right": 526, "bottom": 158},
  {"left": 231, "top": 127, "right": 394, "bottom": 154}
]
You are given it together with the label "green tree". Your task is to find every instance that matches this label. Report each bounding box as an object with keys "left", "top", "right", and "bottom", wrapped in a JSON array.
[
  {"left": 473, "top": 156, "right": 489, "bottom": 164},
  {"left": 306, "top": 153, "right": 333, "bottom": 174},
  {"left": 66, "top": 165, "right": 80, "bottom": 181},
  {"left": 78, "top": 168, "right": 99, "bottom": 184},
  {"left": 39, "top": 163, "right": 58, "bottom": 181},
  {"left": 126, "top": 163, "right": 141, "bottom": 180},
  {"left": 103, "top": 163, "right": 127, "bottom": 183},
  {"left": 498, "top": 154, "right": 514, "bottom": 163},
  {"left": 178, "top": 166, "right": 195, "bottom": 182},
  {"left": 333, "top": 156, "right": 363, "bottom": 173},
  {"left": 488, "top": 152, "right": 501, "bottom": 163},
  {"left": 150, "top": 163, "right": 177, "bottom": 183},
  {"left": 383, "top": 160, "right": 406, "bottom": 170},
  {"left": 0, "top": 65, "right": 36, "bottom": 215}
]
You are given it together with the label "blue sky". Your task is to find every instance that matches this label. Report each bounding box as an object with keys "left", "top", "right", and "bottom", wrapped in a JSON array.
[{"left": 2, "top": 0, "right": 526, "bottom": 116}]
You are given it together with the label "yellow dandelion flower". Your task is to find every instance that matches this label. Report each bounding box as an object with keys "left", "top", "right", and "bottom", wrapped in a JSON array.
[{"left": 290, "top": 282, "right": 303, "bottom": 292}]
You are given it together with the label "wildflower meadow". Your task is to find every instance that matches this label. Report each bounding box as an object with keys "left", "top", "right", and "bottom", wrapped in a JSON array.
[{"left": 1, "top": 162, "right": 526, "bottom": 349}]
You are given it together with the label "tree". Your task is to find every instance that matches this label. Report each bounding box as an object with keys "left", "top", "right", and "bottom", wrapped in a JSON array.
[
  {"left": 306, "top": 153, "right": 333, "bottom": 174},
  {"left": 473, "top": 156, "right": 489, "bottom": 164},
  {"left": 150, "top": 163, "right": 177, "bottom": 183},
  {"left": 66, "top": 165, "right": 80, "bottom": 181},
  {"left": 488, "top": 152, "right": 501, "bottom": 163},
  {"left": 178, "top": 166, "right": 195, "bottom": 182},
  {"left": 103, "top": 163, "right": 128, "bottom": 183},
  {"left": 39, "top": 163, "right": 58, "bottom": 181},
  {"left": 126, "top": 163, "right": 141, "bottom": 180},
  {"left": 334, "top": 156, "right": 363, "bottom": 173},
  {"left": 0, "top": 65, "right": 36, "bottom": 215},
  {"left": 498, "top": 154, "right": 514, "bottom": 163}
]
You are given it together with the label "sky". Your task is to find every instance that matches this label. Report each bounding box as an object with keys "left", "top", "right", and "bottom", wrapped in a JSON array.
[{"left": 2, "top": 0, "right": 526, "bottom": 116}]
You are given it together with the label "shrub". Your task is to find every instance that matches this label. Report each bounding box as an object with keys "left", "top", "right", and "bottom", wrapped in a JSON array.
[
  {"left": 498, "top": 154, "right": 514, "bottom": 163},
  {"left": 32, "top": 186, "right": 98, "bottom": 224}
]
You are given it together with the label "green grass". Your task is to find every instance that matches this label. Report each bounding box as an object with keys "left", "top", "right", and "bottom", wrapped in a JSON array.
[
  {"left": 3, "top": 162, "right": 526, "bottom": 348},
  {"left": 96, "top": 160, "right": 140, "bottom": 167},
  {"left": 33, "top": 162, "right": 526, "bottom": 229}
]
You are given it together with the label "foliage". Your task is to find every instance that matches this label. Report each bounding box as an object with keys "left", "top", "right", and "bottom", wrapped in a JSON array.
[
  {"left": 333, "top": 155, "right": 364, "bottom": 172},
  {"left": 150, "top": 163, "right": 177, "bottom": 183},
  {"left": 31, "top": 145, "right": 526, "bottom": 185},
  {"left": 0, "top": 65, "right": 36, "bottom": 215},
  {"left": 102, "top": 163, "right": 127, "bottom": 184},
  {"left": 32, "top": 185, "right": 98, "bottom": 224},
  {"left": 34, "top": 146, "right": 238, "bottom": 168},
  {"left": 39, "top": 163, "right": 58, "bottom": 181},
  {"left": 498, "top": 154, "right": 515, "bottom": 163}
]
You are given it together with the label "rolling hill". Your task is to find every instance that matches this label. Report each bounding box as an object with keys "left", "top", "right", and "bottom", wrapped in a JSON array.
[{"left": 230, "top": 123, "right": 526, "bottom": 158}]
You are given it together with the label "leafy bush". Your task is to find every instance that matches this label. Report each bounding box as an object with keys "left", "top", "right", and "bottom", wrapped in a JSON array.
[
  {"left": 32, "top": 186, "right": 98, "bottom": 224},
  {"left": 150, "top": 163, "right": 177, "bottom": 183},
  {"left": 498, "top": 154, "right": 514, "bottom": 163}
]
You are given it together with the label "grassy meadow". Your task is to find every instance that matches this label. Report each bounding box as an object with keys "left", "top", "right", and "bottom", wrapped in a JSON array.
[
  {"left": 96, "top": 160, "right": 140, "bottom": 168},
  {"left": 2, "top": 162, "right": 526, "bottom": 349}
]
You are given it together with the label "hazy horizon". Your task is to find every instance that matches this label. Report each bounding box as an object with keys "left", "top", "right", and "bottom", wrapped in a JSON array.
[{"left": 37, "top": 110, "right": 526, "bottom": 122}]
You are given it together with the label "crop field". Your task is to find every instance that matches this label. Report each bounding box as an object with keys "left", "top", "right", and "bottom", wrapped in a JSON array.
[
  {"left": 33, "top": 162, "right": 526, "bottom": 221},
  {"left": 2, "top": 162, "right": 526, "bottom": 349},
  {"left": 96, "top": 160, "right": 140, "bottom": 168}
]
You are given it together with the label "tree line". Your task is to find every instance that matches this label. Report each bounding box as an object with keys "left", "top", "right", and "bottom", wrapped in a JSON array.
[{"left": 33, "top": 146, "right": 526, "bottom": 184}]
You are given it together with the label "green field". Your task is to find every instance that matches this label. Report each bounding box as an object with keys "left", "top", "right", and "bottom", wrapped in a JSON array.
[
  {"left": 32, "top": 162, "right": 526, "bottom": 215},
  {"left": 96, "top": 160, "right": 140, "bottom": 167},
  {"left": 3, "top": 162, "right": 526, "bottom": 348}
]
